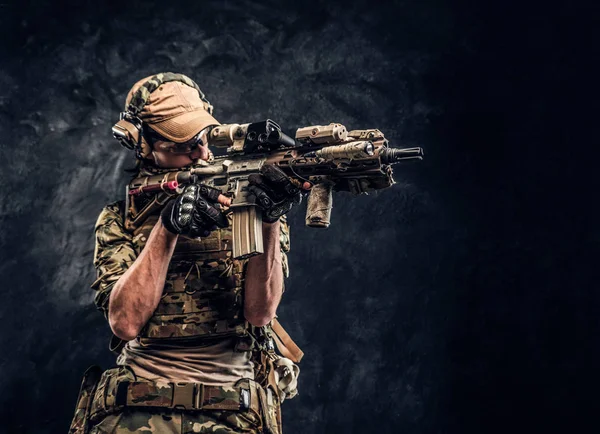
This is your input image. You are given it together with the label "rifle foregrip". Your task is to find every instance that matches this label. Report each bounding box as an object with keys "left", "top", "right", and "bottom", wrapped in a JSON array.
[
  {"left": 305, "top": 182, "right": 333, "bottom": 228},
  {"left": 232, "top": 206, "right": 264, "bottom": 259}
]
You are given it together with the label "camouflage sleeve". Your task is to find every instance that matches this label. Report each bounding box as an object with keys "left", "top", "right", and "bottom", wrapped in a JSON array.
[
  {"left": 279, "top": 215, "right": 291, "bottom": 289},
  {"left": 91, "top": 201, "right": 137, "bottom": 319}
]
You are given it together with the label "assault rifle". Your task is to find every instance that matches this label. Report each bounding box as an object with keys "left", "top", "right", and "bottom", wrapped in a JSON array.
[{"left": 125, "top": 120, "right": 423, "bottom": 259}]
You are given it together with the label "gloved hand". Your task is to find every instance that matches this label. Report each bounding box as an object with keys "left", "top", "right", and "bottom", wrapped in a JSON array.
[
  {"left": 160, "top": 184, "right": 229, "bottom": 237},
  {"left": 248, "top": 164, "right": 302, "bottom": 223}
]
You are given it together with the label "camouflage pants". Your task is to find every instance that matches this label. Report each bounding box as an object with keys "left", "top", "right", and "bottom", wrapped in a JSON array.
[
  {"left": 78, "top": 367, "right": 274, "bottom": 434},
  {"left": 89, "top": 408, "right": 262, "bottom": 434}
]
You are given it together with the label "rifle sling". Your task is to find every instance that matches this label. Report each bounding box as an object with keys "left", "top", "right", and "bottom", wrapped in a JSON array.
[{"left": 271, "top": 319, "right": 304, "bottom": 363}]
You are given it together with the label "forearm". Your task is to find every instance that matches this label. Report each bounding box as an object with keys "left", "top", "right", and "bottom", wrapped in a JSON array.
[
  {"left": 244, "top": 220, "right": 283, "bottom": 326},
  {"left": 108, "top": 220, "right": 178, "bottom": 340}
]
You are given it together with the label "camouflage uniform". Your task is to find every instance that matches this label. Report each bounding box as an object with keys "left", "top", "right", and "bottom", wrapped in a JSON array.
[
  {"left": 87, "top": 366, "right": 265, "bottom": 434},
  {"left": 71, "top": 185, "right": 292, "bottom": 433},
  {"left": 70, "top": 72, "right": 298, "bottom": 434}
]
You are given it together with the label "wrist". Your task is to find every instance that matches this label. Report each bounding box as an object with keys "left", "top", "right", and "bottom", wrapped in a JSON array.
[
  {"left": 262, "top": 218, "right": 280, "bottom": 230},
  {"left": 156, "top": 218, "right": 180, "bottom": 243},
  {"left": 159, "top": 199, "right": 180, "bottom": 234}
]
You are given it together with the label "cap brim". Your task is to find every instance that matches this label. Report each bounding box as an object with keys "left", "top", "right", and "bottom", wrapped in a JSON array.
[{"left": 147, "top": 109, "right": 220, "bottom": 142}]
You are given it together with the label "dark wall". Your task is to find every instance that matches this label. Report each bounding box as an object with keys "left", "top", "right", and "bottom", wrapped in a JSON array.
[{"left": 0, "top": 1, "right": 594, "bottom": 433}]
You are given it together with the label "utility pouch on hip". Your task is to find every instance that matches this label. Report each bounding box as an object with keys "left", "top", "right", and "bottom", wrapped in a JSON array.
[
  {"left": 68, "top": 365, "right": 104, "bottom": 434},
  {"left": 258, "top": 385, "right": 282, "bottom": 434}
]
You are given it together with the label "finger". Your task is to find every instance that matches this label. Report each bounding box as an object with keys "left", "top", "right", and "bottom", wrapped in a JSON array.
[
  {"left": 212, "top": 212, "right": 229, "bottom": 228},
  {"left": 248, "top": 173, "right": 278, "bottom": 201},
  {"left": 196, "top": 183, "right": 221, "bottom": 203},
  {"left": 260, "top": 165, "right": 299, "bottom": 197},
  {"left": 180, "top": 185, "right": 198, "bottom": 204},
  {"left": 263, "top": 201, "right": 293, "bottom": 223},
  {"left": 179, "top": 202, "right": 194, "bottom": 219},
  {"left": 187, "top": 225, "right": 211, "bottom": 239},
  {"left": 247, "top": 173, "right": 262, "bottom": 186},
  {"left": 194, "top": 199, "right": 229, "bottom": 228},
  {"left": 176, "top": 199, "right": 195, "bottom": 227},
  {"left": 177, "top": 211, "right": 192, "bottom": 228},
  {"left": 176, "top": 203, "right": 194, "bottom": 228},
  {"left": 248, "top": 184, "right": 274, "bottom": 209},
  {"left": 260, "top": 164, "right": 289, "bottom": 184},
  {"left": 271, "top": 201, "right": 293, "bottom": 217},
  {"left": 248, "top": 173, "right": 273, "bottom": 192}
]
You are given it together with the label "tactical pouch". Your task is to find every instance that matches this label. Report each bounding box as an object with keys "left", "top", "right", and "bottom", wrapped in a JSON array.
[
  {"left": 88, "top": 367, "right": 134, "bottom": 424},
  {"left": 257, "top": 384, "right": 282, "bottom": 434},
  {"left": 68, "top": 365, "right": 104, "bottom": 434}
]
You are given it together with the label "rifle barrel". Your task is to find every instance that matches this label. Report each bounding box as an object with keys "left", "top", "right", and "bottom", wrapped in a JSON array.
[{"left": 379, "top": 147, "right": 424, "bottom": 164}]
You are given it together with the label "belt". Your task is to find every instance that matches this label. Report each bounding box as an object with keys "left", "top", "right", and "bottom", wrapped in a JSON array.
[{"left": 113, "top": 379, "right": 260, "bottom": 412}]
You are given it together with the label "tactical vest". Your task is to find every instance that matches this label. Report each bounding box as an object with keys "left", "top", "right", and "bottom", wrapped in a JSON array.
[{"left": 130, "top": 213, "right": 249, "bottom": 344}]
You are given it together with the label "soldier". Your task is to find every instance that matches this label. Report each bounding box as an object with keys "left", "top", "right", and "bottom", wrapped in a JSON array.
[{"left": 70, "top": 73, "right": 303, "bottom": 434}]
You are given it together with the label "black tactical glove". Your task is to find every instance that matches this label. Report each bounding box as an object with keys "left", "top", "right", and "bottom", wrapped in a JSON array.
[
  {"left": 161, "top": 184, "right": 229, "bottom": 237},
  {"left": 248, "top": 164, "right": 302, "bottom": 223}
]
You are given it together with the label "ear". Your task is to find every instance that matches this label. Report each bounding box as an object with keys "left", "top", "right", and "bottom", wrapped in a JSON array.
[{"left": 139, "top": 136, "right": 154, "bottom": 160}]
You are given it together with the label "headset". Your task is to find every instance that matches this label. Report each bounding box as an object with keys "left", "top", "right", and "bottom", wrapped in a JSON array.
[{"left": 112, "top": 72, "right": 214, "bottom": 160}]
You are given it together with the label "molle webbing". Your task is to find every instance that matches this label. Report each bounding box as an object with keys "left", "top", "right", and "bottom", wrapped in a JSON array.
[
  {"left": 113, "top": 379, "right": 260, "bottom": 412},
  {"left": 132, "top": 214, "right": 248, "bottom": 342},
  {"left": 140, "top": 269, "right": 247, "bottom": 340}
]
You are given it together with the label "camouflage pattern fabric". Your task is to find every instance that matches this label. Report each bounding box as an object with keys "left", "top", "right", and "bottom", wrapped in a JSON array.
[
  {"left": 127, "top": 72, "right": 208, "bottom": 115},
  {"left": 88, "top": 367, "right": 268, "bottom": 434},
  {"left": 69, "top": 366, "right": 103, "bottom": 434},
  {"left": 91, "top": 201, "right": 136, "bottom": 318},
  {"left": 91, "top": 201, "right": 291, "bottom": 343},
  {"left": 89, "top": 409, "right": 263, "bottom": 434},
  {"left": 122, "top": 381, "right": 243, "bottom": 411},
  {"left": 87, "top": 193, "right": 291, "bottom": 434},
  {"left": 278, "top": 215, "right": 290, "bottom": 282},
  {"left": 132, "top": 212, "right": 248, "bottom": 341}
]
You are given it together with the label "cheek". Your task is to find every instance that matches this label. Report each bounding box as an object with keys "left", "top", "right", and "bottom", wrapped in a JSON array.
[
  {"left": 153, "top": 151, "right": 192, "bottom": 168},
  {"left": 152, "top": 151, "right": 165, "bottom": 167},
  {"left": 174, "top": 154, "right": 196, "bottom": 167}
]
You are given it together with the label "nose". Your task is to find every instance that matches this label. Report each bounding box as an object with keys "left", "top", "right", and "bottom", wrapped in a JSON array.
[{"left": 191, "top": 144, "right": 209, "bottom": 161}]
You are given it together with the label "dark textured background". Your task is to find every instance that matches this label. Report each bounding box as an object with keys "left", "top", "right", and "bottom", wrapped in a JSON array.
[{"left": 0, "top": 0, "right": 595, "bottom": 433}]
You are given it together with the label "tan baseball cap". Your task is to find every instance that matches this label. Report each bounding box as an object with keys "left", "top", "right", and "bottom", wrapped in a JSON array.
[{"left": 125, "top": 76, "right": 220, "bottom": 143}]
